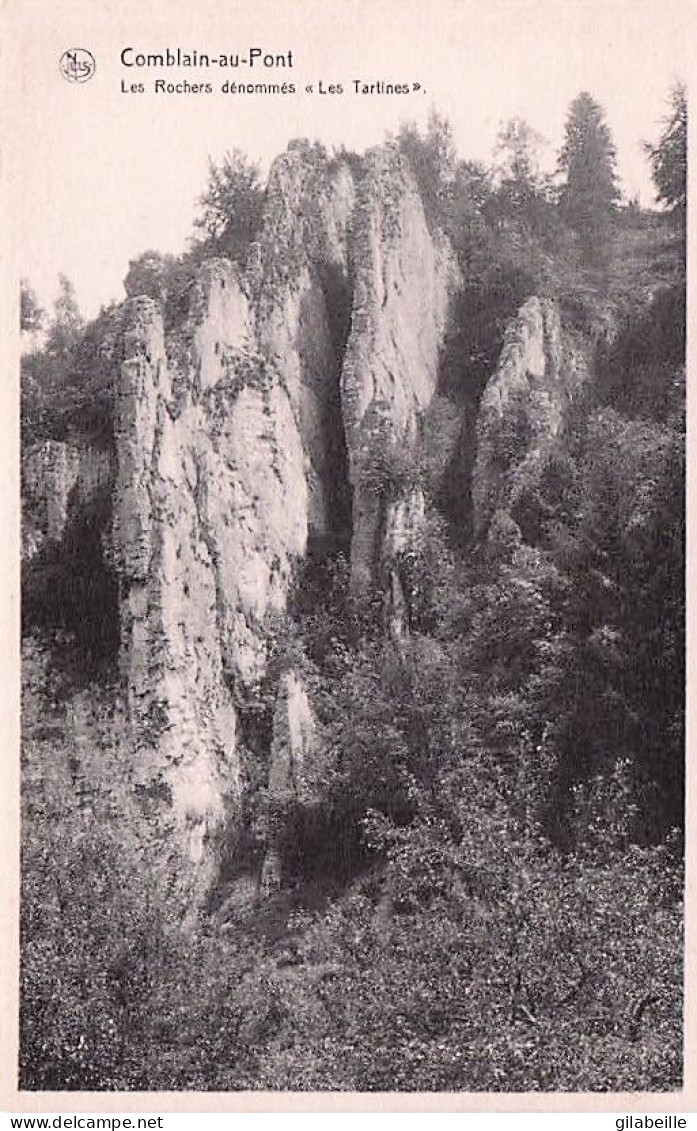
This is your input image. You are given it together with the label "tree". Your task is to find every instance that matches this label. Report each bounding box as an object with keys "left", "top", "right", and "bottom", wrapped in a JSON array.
[
  {"left": 123, "top": 250, "right": 175, "bottom": 304},
  {"left": 644, "top": 83, "right": 686, "bottom": 220},
  {"left": 396, "top": 109, "right": 458, "bottom": 230},
  {"left": 193, "top": 149, "right": 265, "bottom": 265},
  {"left": 558, "top": 92, "right": 620, "bottom": 261},
  {"left": 494, "top": 117, "right": 547, "bottom": 195},
  {"left": 45, "top": 274, "right": 83, "bottom": 360},
  {"left": 489, "top": 116, "right": 558, "bottom": 244},
  {"left": 20, "top": 279, "right": 44, "bottom": 333},
  {"left": 123, "top": 249, "right": 200, "bottom": 329},
  {"left": 540, "top": 404, "right": 685, "bottom": 840}
]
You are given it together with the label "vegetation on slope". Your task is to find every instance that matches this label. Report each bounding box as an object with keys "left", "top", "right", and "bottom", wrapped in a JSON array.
[{"left": 20, "top": 85, "right": 686, "bottom": 1091}]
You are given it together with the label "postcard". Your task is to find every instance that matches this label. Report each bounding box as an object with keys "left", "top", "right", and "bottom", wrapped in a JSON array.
[{"left": 0, "top": 0, "right": 693, "bottom": 1114}]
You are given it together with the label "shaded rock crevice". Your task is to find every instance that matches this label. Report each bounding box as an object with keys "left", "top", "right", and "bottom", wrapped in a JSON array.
[{"left": 22, "top": 438, "right": 118, "bottom": 670}]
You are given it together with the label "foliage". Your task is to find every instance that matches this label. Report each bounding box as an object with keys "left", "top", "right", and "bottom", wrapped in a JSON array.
[
  {"left": 558, "top": 92, "right": 620, "bottom": 263},
  {"left": 20, "top": 279, "right": 44, "bottom": 334},
  {"left": 21, "top": 629, "right": 683, "bottom": 1091},
  {"left": 329, "top": 143, "right": 367, "bottom": 181},
  {"left": 193, "top": 149, "right": 266, "bottom": 265},
  {"left": 45, "top": 274, "right": 84, "bottom": 361},
  {"left": 644, "top": 83, "right": 687, "bottom": 219},
  {"left": 253, "top": 814, "right": 681, "bottom": 1092},
  {"left": 396, "top": 109, "right": 457, "bottom": 231},
  {"left": 495, "top": 118, "right": 546, "bottom": 186},
  {"left": 492, "top": 116, "right": 553, "bottom": 226},
  {"left": 543, "top": 406, "right": 685, "bottom": 838},
  {"left": 21, "top": 275, "right": 90, "bottom": 442},
  {"left": 123, "top": 249, "right": 201, "bottom": 330},
  {"left": 124, "top": 249, "right": 175, "bottom": 304},
  {"left": 22, "top": 299, "right": 122, "bottom": 444},
  {"left": 596, "top": 283, "right": 685, "bottom": 420}
]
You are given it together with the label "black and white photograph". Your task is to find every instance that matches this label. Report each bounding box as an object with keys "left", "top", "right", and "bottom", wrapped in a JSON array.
[{"left": 3, "top": 0, "right": 691, "bottom": 1104}]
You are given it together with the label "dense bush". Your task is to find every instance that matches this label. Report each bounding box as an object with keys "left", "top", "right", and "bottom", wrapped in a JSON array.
[{"left": 21, "top": 629, "right": 682, "bottom": 1091}]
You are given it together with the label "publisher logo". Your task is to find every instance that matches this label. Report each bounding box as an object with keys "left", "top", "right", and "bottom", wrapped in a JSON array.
[{"left": 59, "top": 49, "right": 96, "bottom": 83}]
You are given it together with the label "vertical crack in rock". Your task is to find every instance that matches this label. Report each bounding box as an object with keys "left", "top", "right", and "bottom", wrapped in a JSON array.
[{"left": 248, "top": 147, "right": 356, "bottom": 547}]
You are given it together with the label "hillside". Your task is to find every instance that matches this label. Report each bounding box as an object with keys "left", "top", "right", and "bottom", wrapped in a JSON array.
[{"left": 19, "top": 104, "right": 685, "bottom": 1091}]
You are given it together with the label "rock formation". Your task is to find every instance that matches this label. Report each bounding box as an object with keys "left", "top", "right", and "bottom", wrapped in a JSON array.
[
  {"left": 108, "top": 147, "right": 355, "bottom": 887},
  {"left": 23, "top": 147, "right": 599, "bottom": 901},
  {"left": 248, "top": 145, "right": 355, "bottom": 542},
  {"left": 112, "top": 266, "right": 306, "bottom": 886},
  {"left": 471, "top": 296, "right": 587, "bottom": 535},
  {"left": 22, "top": 439, "right": 112, "bottom": 563},
  {"left": 23, "top": 141, "right": 466, "bottom": 896},
  {"left": 267, "top": 668, "right": 319, "bottom": 805},
  {"left": 261, "top": 665, "right": 321, "bottom": 892},
  {"left": 341, "top": 147, "right": 460, "bottom": 591}
]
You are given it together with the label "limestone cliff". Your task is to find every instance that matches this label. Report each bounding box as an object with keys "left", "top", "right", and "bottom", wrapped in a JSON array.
[
  {"left": 341, "top": 146, "right": 460, "bottom": 591},
  {"left": 471, "top": 296, "right": 587, "bottom": 535},
  {"left": 249, "top": 146, "right": 355, "bottom": 541},
  {"left": 25, "top": 142, "right": 465, "bottom": 894},
  {"left": 113, "top": 266, "right": 306, "bottom": 884},
  {"left": 111, "top": 149, "right": 356, "bottom": 884}
]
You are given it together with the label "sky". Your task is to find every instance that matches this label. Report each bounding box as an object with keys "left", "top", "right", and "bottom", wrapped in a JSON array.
[{"left": 9, "top": 0, "right": 690, "bottom": 320}]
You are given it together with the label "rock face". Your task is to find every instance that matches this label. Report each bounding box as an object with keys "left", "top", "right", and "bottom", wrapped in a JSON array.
[
  {"left": 22, "top": 440, "right": 112, "bottom": 562},
  {"left": 25, "top": 142, "right": 464, "bottom": 896},
  {"left": 267, "top": 668, "right": 319, "bottom": 805},
  {"left": 110, "top": 148, "right": 358, "bottom": 888},
  {"left": 471, "top": 296, "right": 586, "bottom": 535},
  {"left": 261, "top": 665, "right": 321, "bottom": 892},
  {"left": 249, "top": 146, "right": 355, "bottom": 542},
  {"left": 112, "top": 265, "right": 306, "bottom": 885},
  {"left": 341, "top": 147, "right": 460, "bottom": 591}
]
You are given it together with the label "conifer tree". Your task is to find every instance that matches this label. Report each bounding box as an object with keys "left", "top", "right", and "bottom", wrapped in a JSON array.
[
  {"left": 644, "top": 82, "right": 687, "bottom": 221},
  {"left": 558, "top": 91, "right": 619, "bottom": 261}
]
